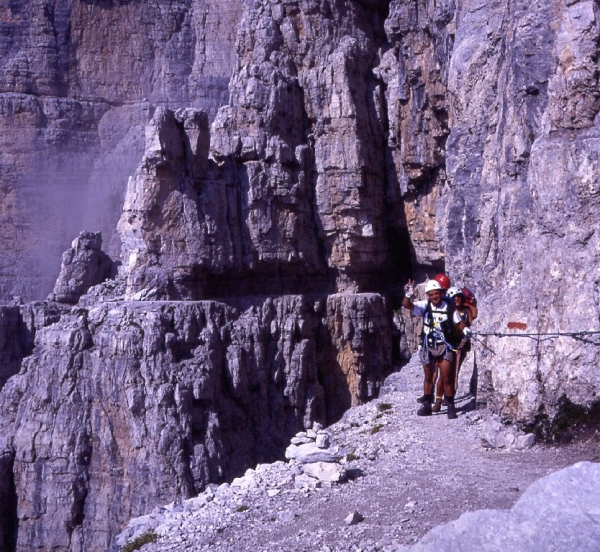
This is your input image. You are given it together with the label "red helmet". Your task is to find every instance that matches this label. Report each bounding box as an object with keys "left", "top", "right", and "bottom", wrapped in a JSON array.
[{"left": 434, "top": 273, "right": 451, "bottom": 290}]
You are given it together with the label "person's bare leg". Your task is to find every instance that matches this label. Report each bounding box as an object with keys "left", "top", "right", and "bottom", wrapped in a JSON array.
[
  {"left": 433, "top": 365, "right": 444, "bottom": 412},
  {"left": 417, "top": 363, "right": 435, "bottom": 416},
  {"left": 440, "top": 359, "right": 457, "bottom": 419},
  {"left": 423, "top": 363, "right": 436, "bottom": 394}
]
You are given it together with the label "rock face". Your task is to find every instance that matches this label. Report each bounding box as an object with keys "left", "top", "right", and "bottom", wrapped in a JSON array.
[
  {"left": 115, "top": 0, "right": 600, "bottom": 431},
  {"left": 2, "top": 0, "right": 600, "bottom": 550},
  {"left": 0, "top": 0, "right": 245, "bottom": 300},
  {"left": 0, "top": 294, "right": 390, "bottom": 551},
  {"left": 52, "top": 232, "right": 114, "bottom": 304},
  {"left": 437, "top": 0, "right": 600, "bottom": 425}
]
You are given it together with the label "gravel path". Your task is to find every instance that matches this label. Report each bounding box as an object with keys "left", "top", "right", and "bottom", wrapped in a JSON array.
[{"left": 133, "top": 355, "right": 600, "bottom": 552}]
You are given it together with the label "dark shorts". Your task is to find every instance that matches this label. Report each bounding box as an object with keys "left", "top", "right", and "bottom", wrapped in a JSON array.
[{"left": 419, "top": 345, "right": 456, "bottom": 365}]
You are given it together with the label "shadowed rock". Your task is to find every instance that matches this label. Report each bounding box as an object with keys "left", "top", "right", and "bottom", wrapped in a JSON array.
[{"left": 0, "top": 294, "right": 392, "bottom": 551}]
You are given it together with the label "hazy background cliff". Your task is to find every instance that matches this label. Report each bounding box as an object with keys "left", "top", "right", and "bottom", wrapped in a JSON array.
[
  {"left": 0, "top": 0, "right": 246, "bottom": 300},
  {"left": 1, "top": 0, "right": 600, "bottom": 550}
]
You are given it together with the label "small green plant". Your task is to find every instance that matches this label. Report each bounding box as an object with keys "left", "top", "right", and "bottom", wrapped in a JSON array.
[
  {"left": 236, "top": 505, "right": 249, "bottom": 513},
  {"left": 346, "top": 452, "right": 360, "bottom": 462},
  {"left": 370, "top": 424, "right": 384, "bottom": 435},
  {"left": 122, "top": 531, "right": 158, "bottom": 552},
  {"left": 377, "top": 403, "right": 393, "bottom": 412}
]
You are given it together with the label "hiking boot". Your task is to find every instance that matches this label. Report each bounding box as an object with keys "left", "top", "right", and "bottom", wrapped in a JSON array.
[
  {"left": 416, "top": 394, "right": 429, "bottom": 404},
  {"left": 447, "top": 401, "right": 457, "bottom": 420},
  {"left": 417, "top": 402, "right": 432, "bottom": 416},
  {"left": 431, "top": 398, "right": 442, "bottom": 413}
]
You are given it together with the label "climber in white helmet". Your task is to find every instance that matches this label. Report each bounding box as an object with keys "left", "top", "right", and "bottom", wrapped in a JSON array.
[{"left": 402, "top": 278, "right": 469, "bottom": 419}]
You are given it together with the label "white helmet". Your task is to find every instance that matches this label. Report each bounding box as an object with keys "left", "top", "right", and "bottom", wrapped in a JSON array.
[
  {"left": 425, "top": 279, "right": 443, "bottom": 293},
  {"left": 447, "top": 286, "right": 464, "bottom": 298}
]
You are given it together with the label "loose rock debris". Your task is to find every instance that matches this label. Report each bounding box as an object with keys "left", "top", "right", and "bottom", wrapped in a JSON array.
[{"left": 116, "top": 356, "right": 600, "bottom": 552}]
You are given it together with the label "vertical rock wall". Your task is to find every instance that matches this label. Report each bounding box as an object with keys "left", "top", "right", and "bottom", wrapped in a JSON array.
[
  {"left": 439, "top": 0, "right": 600, "bottom": 424},
  {"left": 118, "top": 0, "right": 458, "bottom": 300},
  {"left": 0, "top": 0, "right": 245, "bottom": 301},
  {"left": 0, "top": 295, "right": 391, "bottom": 551}
]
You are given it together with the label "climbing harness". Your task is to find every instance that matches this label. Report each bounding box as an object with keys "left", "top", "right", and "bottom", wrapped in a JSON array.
[{"left": 422, "top": 298, "right": 459, "bottom": 357}]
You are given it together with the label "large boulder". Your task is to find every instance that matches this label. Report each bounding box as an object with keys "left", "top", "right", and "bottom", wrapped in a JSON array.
[
  {"left": 52, "top": 232, "right": 113, "bottom": 304},
  {"left": 403, "top": 461, "right": 600, "bottom": 551}
]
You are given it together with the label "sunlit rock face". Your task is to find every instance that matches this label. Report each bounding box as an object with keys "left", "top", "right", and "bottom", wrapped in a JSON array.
[
  {"left": 438, "top": 0, "right": 600, "bottom": 425},
  {"left": 117, "top": 0, "right": 455, "bottom": 300},
  {"left": 2, "top": 0, "right": 600, "bottom": 550},
  {"left": 0, "top": 294, "right": 391, "bottom": 551},
  {"left": 0, "top": 0, "right": 245, "bottom": 301}
]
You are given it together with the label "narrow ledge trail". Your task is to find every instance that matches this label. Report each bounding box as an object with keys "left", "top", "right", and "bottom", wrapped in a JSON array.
[{"left": 140, "top": 355, "right": 600, "bottom": 552}]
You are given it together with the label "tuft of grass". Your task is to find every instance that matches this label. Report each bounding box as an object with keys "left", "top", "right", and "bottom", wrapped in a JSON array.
[
  {"left": 122, "top": 531, "right": 158, "bottom": 552},
  {"left": 346, "top": 452, "right": 360, "bottom": 462},
  {"left": 236, "top": 505, "right": 249, "bottom": 513},
  {"left": 377, "top": 403, "right": 393, "bottom": 412},
  {"left": 370, "top": 424, "right": 384, "bottom": 435}
]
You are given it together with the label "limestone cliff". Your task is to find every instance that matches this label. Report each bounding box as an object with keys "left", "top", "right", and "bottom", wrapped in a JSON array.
[
  {"left": 1, "top": 0, "right": 600, "bottom": 551},
  {"left": 437, "top": 0, "right": 600, "bottom": 425},
  {"left": 0, "top": 0, "right": 245, "bottom": 300},
  {"left": 0, "top": 294, "right": 390, "bottom": 551}
]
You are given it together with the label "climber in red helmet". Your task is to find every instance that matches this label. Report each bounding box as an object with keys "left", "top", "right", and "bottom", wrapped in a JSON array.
[
  {"left": 430, "top": 273, "right": 451, "bottom": 402},
  {"left": 434, "top": 273, "right": 451, "bottom": 291}
]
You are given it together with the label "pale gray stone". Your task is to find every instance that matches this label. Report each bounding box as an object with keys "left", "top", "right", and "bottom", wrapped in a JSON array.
[
  {"left": 515, "top": 434, "right": 536, "bottom": 450},
  {"left": 345, "top": 511, "right": 364, "bottom": 526},
  {"left": 294, "top": 474, "right": 321, "bottom": 490},
  {"left": 480, "top": 417, "right": 504, "bottom": 448},
  {"left": 291, "top": 435, "right": 314, "bottom": 445},
  {"left": 315, "top": 433, "right": 331, "bottom": 449},
  {"left": 302, "top": 462, "right": 346, "bottom": 484},
  {"left": 285, "top": 443, "right": 344, "bottom": 464},
  {"left": 402, "top": 462, "right": 600, "bottom": 551}
]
